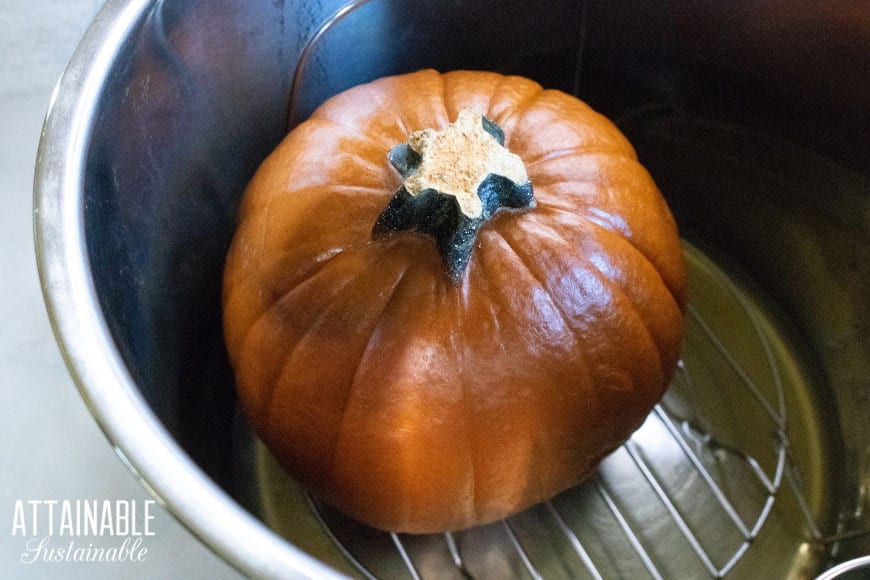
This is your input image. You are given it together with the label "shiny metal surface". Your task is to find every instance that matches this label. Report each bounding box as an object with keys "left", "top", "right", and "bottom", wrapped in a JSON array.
[
  {"left": 34, "top": 0, "right": 343, "bottom": 578},
  {"left": 35, "top": 0, "right": 868, "bottom": 578},
  {"left": 2, "top": 2, "right": 239, "bottom": 578}
]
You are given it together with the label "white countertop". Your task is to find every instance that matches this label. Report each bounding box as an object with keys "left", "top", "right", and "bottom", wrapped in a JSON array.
[{"left": 0, "top": 2, "right": 244, "bottom": 577}]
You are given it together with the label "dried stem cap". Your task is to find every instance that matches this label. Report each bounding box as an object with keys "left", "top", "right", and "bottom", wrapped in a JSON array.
[{"left": 374, "top": 109, "right": 535, "bottom": 283}]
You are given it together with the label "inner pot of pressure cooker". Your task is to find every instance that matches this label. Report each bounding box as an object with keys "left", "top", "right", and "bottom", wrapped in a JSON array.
[{"left": 82, "top": 0, "right": 868, "bottom": 577}]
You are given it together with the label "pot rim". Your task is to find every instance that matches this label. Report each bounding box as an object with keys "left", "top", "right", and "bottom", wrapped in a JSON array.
[{"left": 33, "top": 1, "right": 344, "bottom": 577}]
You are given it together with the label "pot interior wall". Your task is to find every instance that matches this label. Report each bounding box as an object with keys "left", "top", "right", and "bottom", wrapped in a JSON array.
[{"left": 81, "top": 0, "right": 868, "bottom": 576}]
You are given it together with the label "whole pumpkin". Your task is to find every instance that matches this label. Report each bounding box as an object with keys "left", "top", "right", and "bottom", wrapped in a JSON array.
[{"left": 223, "top": 69, "right": 686, "bottom": 533}]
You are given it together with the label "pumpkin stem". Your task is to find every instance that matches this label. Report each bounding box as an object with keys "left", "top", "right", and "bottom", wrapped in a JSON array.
[{"left": 373, "top": 109, "right": 534, "bottom": 284}]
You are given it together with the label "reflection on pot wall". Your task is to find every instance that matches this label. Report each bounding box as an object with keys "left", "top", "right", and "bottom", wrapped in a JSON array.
[{"left": 83, "top": 0, "right": 298, "bottom": 491}]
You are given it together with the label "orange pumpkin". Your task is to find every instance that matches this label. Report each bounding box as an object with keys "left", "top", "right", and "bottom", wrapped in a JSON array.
[{"left": 223, "top": 69, "right": 686, "bottom": 533}]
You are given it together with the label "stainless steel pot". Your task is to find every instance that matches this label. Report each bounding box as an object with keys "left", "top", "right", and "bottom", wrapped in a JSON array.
[{"left": 35, "top": 0, "right": 869, "bottom": 578}]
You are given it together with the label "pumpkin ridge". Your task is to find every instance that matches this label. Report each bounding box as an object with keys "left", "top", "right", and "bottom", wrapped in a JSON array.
[
  {"left": 328, "top": 263, "right": 413, "bottom": 491},
  {"left": 525, "top": 147, "right": 638, "bottom": 169},
  {"left": 487, "top": 228, "right": 596, "bottom": 402},
  {"left": 260, "top": 245, "right": 354, "bottom": 318},
  {"left": 582, "top": 215, "right": 683, "bottom": 314},
  {"left": 436, "top": 70, "right": 452, "bottom": 132},
  {"left": 524, "top": 211, "right": 680, "bottom": 368},
  {"left": 264, "top": 235, "right": 393, "bottom": 313},
  {"left": 580, "top": 213, "right": 683, "bottom": 313},
  {"left": 520, "top": 223, "right": 679, "bottom": 394},
  {"left": 292, "top": 184, "right": 393, "bottom": 196},
  {"left": 542, "top": 208, "right": 683, "bottom": 311},
  {"left": 245, "top": 182, "right": 390, "bottom": 239},
  {"left": 314, "top": 72, "right": 431, "bottom": 142},
  {"left": 497, "top": 231, "right": 611, "bottom": 509},
  {"left": 537, "top": 204, "right": 683, "bottom": 312},
  {"left": 513, "top": 218, "right": 669, "bottom": 388},
  {"left": 248, "top": 199, "right": 387, "bottom": 302},
  {"left": 487, "top": 78, "right": 544, "bottom": 146},
  {"left": 452, "top": 266, "right": 480, "bottom": 526},
  {"left": 508, "top": 90, "right": 637, "bottom": 161},
  {"left": 235, "top": 246, "right": 372, "bottom": 420},
  {"left": 476, "top": 72, "right": 507, "bottom": 116},
  {"left": 441, "top": 70, "right": 501, "bottom": 121},
  {"left": 384, "top": 69, "right": 451, "bottom": 140},
  {"left": 392, "top": 69, "right": 450, "bottom": 137},
  {"left": 472, "top": 244, "right": 562, "bottom": 521},
  {"left": 310, "top": 262, "right": 412, "bottom": 492},
  {"left": 370, "top": 85, "right": 412, "bottom": 137},
  {"left": 304, "top": 115, "right": 392, "bottom": 151},
  {"left": 583, "top": 260, "right": 667, "bottom": 388},
  {"left": 527, "top": 153, "right": 664, "bottom": 218},
  {"left": 254, "top": 264, "right": 362, "bottom": 426}
]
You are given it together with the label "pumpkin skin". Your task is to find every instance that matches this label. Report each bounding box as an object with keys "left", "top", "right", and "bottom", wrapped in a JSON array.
[{"left": 223, "top": 69, "right": 686, "bottom": 533}]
